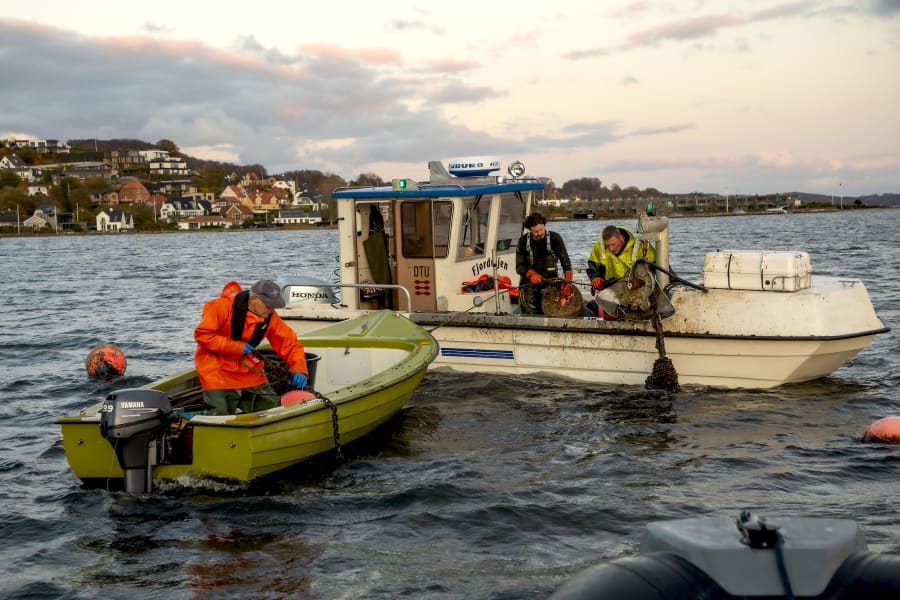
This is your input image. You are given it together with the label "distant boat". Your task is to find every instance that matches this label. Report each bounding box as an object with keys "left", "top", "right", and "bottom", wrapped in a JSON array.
[
  {"left": 58, "top": 311, "right": 438, "bottom": 492},
  {"left": 765, "top": 206, "right": 789, "bottom": 214},
  {"left": 273, "top": 158, "right": 888, "bottom": 389}
]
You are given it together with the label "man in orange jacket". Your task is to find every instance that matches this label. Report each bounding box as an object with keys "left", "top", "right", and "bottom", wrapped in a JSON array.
[{"left": 194, "top": 279, "right": 309, "bottom": 415}]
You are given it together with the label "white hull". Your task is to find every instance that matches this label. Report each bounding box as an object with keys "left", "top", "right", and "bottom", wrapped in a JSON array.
[
  {"left": 274, "top": 159, "right": 888, "bottom": 390},
  {"left": 280, "top": 276, "right": 885, "bottom": 389}
]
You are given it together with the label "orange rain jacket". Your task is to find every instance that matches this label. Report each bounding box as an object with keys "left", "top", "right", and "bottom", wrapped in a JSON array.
[{"left": 194, "top": 281, "right": 308, "bottom": 391}]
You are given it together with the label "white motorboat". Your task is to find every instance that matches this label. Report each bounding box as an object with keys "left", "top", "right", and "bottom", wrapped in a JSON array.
[{"left": 276, "top": 158, "right": 888, "bottom": 390}]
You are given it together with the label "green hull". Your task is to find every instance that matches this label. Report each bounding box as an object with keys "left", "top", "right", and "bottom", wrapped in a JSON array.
[{"left": 59, "top": 311, "right": 437, "bottom": 484}]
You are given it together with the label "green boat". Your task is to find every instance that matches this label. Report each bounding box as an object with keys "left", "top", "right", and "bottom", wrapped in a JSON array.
[{"left": 58, "top": 311, "right": 438, "bottom": 492}]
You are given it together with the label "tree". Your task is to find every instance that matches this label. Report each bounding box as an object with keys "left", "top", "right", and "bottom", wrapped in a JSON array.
[
  {"left": 196, "top": 164, "right": 228, "bottom": 193},
  {"left": 17, "top": 147, "right": 38, "bottom": 165},
  {"left": 0, "top": 170, "right": 21, "bottom": 189},
  {"left": 131, "top": 203, "right": 157, "bottom": 228},
  {"left": 0, "top": 186, "right": 33, "bottom": 213},
  {"left": 351, "top": 172, "right": 385, "bottom": 187},
  {"left": 156, "top": 139, "right": 181, "bottom": 156},
  {"left": 561, "top": 177, "right": 603, "bottom": 200}
]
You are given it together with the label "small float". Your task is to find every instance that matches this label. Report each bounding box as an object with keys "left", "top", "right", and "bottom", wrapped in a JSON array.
[
  {"left": 275, "top": 158, "right": 889, "bottom": 390},
  {"left": 550, "top": 512, "right": 900, "bottom": 599},
  {"left": 58, "top": 311, "right": 438, "bottom": 492},
  {"left": 862, "top": 416, "right": 900, "bottom": 443}
]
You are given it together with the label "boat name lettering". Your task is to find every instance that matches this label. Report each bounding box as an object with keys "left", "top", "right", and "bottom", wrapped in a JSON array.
[
  {"left": 448, "top": 161, "right": 499, "bottom": 170},
  {"left": 413, "top": 266, "right": 430, "bottom": 277},
  {"left": 120, "top": 401, "right": 144, "bottom": 409},
  {"left": 471, "top": 257, "right": 509, "bottom": 278}
]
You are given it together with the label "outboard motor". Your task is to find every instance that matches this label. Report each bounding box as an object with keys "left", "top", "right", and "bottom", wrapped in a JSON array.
[
  {"left": 99, "top": 389, "right": 176, "bottom": 494},
  {"left": 276, "top": 274, "right": 339, "bottom": 307}
]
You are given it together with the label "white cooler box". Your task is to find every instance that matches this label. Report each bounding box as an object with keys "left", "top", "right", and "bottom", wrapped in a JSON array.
[{"left": 702, "top": 250, "right": 811, "bottom": 291}]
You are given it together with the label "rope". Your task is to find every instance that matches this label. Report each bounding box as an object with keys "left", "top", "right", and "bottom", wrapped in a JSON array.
[{"left": 314, "top": 390, "right": 343, "bottom": 461}]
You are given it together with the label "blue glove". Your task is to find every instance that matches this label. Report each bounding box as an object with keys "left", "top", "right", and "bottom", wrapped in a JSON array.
[
  {"left": 290, "top": 372, "right": 308, "bottom": 389},
  {"left": 243, "top": 343, "right": 254, "bottom": 355}
]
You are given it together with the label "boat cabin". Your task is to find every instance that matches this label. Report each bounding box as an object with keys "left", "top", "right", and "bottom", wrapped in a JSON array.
[{"left": 326, "top": 159, "right": 545, "bottom": 314}]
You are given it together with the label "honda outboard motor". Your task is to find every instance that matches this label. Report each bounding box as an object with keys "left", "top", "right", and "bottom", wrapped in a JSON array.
[
  {"left": 276, "top": 274, "right": 338, "bottom": 307},
  {"left": 99, "top": 389, "right": 175, "bottom": 494}
]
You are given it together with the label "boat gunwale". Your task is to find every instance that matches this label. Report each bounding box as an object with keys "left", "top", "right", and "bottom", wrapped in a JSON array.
[{"left": 57, "top": 314, "right": 439, "bottom": 429}]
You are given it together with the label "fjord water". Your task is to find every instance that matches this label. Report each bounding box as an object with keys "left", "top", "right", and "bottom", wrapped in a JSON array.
[{"left": 1, "top": 209, "right": 898, "bottom": 599}]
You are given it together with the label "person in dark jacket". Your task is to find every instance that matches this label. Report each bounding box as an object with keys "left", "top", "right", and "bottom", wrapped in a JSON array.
[{"left": 515, "top": 213, "right": 572, "bottom": 315}]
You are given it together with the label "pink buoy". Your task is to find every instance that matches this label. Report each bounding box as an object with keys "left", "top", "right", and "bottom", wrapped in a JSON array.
[
  {"left": 85, "top": 344, "right": 127, "bottom": 379},
  {"left": 861, "top": 416, "right": 900, "bottom": 443},
  {"left": 281, "top": 390, "right": 315, "bottom": 406}
]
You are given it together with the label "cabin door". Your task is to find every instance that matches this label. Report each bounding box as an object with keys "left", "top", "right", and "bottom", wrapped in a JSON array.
[{"left": 393, "top": 200, "right": 451, "bottom": 312}]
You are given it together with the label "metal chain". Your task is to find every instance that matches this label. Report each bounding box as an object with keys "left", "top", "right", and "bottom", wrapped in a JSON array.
[{"left": 314, "top": 390, "right": 343, "bottom": 461}]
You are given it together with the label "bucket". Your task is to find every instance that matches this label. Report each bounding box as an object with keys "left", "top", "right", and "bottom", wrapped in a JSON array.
[{"left": 304, "top": 352, "right": 320, "bottom": 389}]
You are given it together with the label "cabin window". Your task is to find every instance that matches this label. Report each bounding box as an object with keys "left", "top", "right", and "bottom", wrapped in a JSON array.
[
  {"left": 400, "top": 201, "right": 451, "bottom": 258},
  {"left": 457, "top": 196, "right": 489, "bottom": 259},
  {"left": 496, "top": 193, "right": 525, "bottom": 252}
]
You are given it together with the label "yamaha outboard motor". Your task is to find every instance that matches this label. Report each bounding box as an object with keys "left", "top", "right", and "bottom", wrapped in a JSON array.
[{"left": 99, "top": 389, "right": 175, "bottom": 494}]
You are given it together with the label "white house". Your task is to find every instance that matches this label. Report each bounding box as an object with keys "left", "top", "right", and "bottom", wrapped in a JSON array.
[
  {"left": 148, "top": 156, "right": 191, "bottom": 176},
  {"left": 138, "top": 149, "right": 171, "bottom": 162},
  {"left": 27, "top": 182, "right": 51, "bottom": 197},
  {"left": 274, "top": 209, "right": 322, "bottom": 225},
  {"left": 160, "top": 198, "right": 207, "bottom": 222},
  {"left": 96, "top": 209, "right": 134, "bottom": 232},
  {"left": 0, "top": 154, "right": 25, "bottom": 170}
]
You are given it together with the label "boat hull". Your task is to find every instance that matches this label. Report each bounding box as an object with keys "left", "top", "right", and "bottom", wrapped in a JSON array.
[
  {"left": 58, "top": 311, "right": 437, "bottom": 485},
  {"left": 279, "top": 277, "right": 887, "bottom": 389}
]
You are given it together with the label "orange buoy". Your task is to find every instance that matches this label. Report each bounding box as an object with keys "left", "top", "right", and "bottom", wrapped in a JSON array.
[
  {"left": 861, "top": 417, "right": 900, "bottom": 443},
  {"left": 281, "top": 390, "right": 315, "bottom": 406},
  {"left": 85, "top": 344, "right": 127, "bottom": 379}
]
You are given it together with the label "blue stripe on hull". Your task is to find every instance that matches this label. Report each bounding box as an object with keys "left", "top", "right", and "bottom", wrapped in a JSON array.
[{"left": 440, "top": 348, "right": 514, "bottom": 360}]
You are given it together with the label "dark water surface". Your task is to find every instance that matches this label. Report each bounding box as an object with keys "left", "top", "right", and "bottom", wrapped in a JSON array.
[{"left": 2, "top": 210, "right": 898, "bottom": 599}]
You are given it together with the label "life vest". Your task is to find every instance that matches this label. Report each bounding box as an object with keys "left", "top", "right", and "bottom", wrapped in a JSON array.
[
  {"left": 525, "top": 232, "right": 559, "bottom": 278},
  {"left": 461, "top": 274, "right": 519, "bottom": 297},
  {"left": 230, "top": 290, "right": 272, "bottom": 347}
]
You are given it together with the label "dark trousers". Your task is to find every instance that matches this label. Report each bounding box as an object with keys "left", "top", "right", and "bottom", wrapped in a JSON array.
[
  {"left": 519, "top": 283, "right": 547, "bottom": 314},
  {"left": 202, "top": 382, "right": 280, "bottom": 415}
]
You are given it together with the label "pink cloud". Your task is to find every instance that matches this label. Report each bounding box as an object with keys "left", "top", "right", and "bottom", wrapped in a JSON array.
[{"left": 298, "top": 43, "right": 402, "bottom": 65}]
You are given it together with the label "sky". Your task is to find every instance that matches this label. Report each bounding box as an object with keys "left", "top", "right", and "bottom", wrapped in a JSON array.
[{"left": 1, "top": 1, "right": 899, "bottom": 196}]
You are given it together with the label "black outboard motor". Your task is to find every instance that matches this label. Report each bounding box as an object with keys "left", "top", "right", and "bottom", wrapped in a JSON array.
[{"left": 99, "top": 389, "right": 176, "bottom": 494}]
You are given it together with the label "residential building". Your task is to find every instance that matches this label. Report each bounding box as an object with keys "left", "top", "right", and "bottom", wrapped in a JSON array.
[
  {"left": 274, "top": 209, "right": 322, "bottom": 225},
  {"left": 160, "top": 198, "right": 210, "bottom": 222},
  {"left": 148, "top": 180, "right": 194, "bottom": 197},
  {"left": 96, "top": 209, "right": 134, "bottom": 232},
  {"left": 138, "top": 149, "right": 171, "bottom": 162},
  {"left": 223, "top": 203, "right": 254, "bottom": 226},
  {"left": 220, "top": 184, "right": 247, "bottom": 201},
  {"left": 148, "top": 156, "right": 191, "bottom": 176},
  {"left": 118, "top": 180, "right": 151, "bottom": 204},
  {"left": 177, "top": 215, "right": 232, "bottom": 230},
  {"left": 27, "top": 182, "right": 51, "bottom": 197}
]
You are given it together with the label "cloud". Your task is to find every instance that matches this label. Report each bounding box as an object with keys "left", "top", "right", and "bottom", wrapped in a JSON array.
[
  {"left": 0, "top": 18, "right": 504, "bottom": 176},
  {"left": 566, "top": 1, "right": 818, "bottom": 58},
  {"left": 141, "top": 21, "right": 173, "bottom": 35},
  {"left": 865, "top": 0, "right": 900, "bottom": 16}
]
